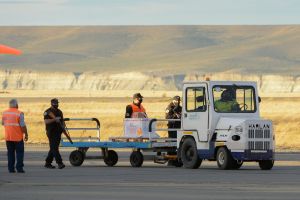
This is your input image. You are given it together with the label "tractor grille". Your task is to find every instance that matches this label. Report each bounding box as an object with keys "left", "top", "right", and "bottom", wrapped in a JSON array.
[
  {"left": 248, "top": 123, "right": 272, "bottom": 150},
  {"left": 248, "top": 141, "right": 270, "bottom": 150}
]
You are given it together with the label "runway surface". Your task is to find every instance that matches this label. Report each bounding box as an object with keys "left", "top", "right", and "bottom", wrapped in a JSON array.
[{"left": 0, "top": 148, "right": 299, "bottom": 200}]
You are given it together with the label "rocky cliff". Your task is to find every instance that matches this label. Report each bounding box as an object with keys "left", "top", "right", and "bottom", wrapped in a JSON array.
[{"left": 0, "top": 70, "right": 299, "bottom": 93}]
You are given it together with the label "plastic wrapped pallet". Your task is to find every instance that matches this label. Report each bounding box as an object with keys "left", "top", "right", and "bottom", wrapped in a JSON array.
[{"left": 123, "top": 118, "right": 159, "bottom": 138}]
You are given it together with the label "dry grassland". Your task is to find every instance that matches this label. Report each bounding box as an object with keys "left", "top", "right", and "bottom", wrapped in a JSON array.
[{"left": 0, "top": 96, "right": 299, "bottom": 150}]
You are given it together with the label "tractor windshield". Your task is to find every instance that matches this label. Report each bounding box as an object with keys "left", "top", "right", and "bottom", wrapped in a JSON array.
[{"left": 213, "top": 85, "right": 257, "bottom": 113}]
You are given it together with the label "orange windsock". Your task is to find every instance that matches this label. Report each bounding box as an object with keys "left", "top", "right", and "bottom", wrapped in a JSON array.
[{"left": 0, "top": 44, "right": 22, "bottom": 55}]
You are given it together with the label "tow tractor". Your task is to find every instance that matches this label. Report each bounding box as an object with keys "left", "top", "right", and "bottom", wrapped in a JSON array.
[{"left": 61, "top": 81, "right": 275, "bottom": 170}]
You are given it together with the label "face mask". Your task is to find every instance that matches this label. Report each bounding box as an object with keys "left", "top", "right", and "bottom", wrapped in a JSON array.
[
  {"left": 52, "top": 104, "right": 59, "bottom": 109},
  {"left": 173, "top": 100, "right": 179, "bottom": 106},
  {"left": 139, "top": 99, "right": 143, "bottom": 104}
]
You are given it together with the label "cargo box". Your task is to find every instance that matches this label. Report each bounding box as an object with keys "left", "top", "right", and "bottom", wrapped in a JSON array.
[{"left": 123, "top": 118, "right": 159, "bottom": 138}]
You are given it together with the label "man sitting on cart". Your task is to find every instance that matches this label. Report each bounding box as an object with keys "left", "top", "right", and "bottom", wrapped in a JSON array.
[{"left": 125, "top": 93, "right": 147, "bottom": 118}]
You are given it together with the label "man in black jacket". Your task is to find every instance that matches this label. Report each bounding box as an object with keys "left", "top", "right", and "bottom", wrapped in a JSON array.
[
  {"left": 43, "top": 98, "right": 65, "bottom": 169},
  {"left": 165, "top": 96, "right": 182, "bottom": 138},
  {"left": 165, "top": 96, "right": 182, "bottom": 166}
]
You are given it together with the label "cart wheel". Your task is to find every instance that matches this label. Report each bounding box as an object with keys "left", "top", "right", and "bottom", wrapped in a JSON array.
[
  {"left": 104, "top": 150, "right": 118, "bottom": 167},
  {"left": 69, "top": 150, "right": 84, "bottom": 166},
  {"left": 130, "top": 151, "right": 144, "bottom": 167}
]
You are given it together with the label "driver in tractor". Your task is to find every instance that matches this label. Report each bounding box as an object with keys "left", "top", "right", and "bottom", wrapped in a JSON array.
[{"left": 214, "top": 89, "right": 240, "bottom": 112}]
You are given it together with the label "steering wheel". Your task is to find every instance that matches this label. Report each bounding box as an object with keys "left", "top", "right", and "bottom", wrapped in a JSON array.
[{"left": 240, "top": 103, "right": 248, "bottom": 111}]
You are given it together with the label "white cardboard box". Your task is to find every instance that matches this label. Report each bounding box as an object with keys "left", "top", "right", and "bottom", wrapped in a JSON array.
[{"left": 123, "top": 118, "right": 159, "bottom": 138}]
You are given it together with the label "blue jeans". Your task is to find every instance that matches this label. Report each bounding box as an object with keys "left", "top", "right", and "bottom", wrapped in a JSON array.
[{"left": 6, "top": 141, "right": 24, "bottom": 172}]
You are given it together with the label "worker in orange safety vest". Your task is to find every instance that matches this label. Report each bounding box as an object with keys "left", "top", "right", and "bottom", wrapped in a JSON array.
[
  {"left": 2, "top": 99, "right": 28, "bottom": 173},
  {"left": 125, "top": 93, "right": 147, "bottom": 118}
]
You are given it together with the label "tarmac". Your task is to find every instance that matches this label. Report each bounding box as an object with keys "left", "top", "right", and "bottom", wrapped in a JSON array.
[{"left": 0, "top": 147, "right": 300, "bottom": 200}]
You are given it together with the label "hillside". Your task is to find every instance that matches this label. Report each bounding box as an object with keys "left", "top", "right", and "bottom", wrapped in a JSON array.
[
  {"left": 0, "top": 26, "right": 300, "bottom": 75},
  {"left": 0, "top": 70, "right": 299, "bottom": 93}
]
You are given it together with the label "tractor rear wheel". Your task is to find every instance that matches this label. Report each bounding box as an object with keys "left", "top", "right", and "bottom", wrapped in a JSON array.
[{"left": 180, "top": 138, "right": 202, "bottom": 169}]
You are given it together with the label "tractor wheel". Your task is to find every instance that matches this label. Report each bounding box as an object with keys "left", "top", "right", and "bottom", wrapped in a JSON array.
[
  {"left": 180, "top": 137, "right": 202, "bottom": 169},
  {"left": 216, "top": 147, "right": 235, "bottom": 170},
  {"left": 259, "top": 160, "right": 274, "bottom": 170}
]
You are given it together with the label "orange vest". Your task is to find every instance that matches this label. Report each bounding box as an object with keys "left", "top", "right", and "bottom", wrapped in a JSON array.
[
  {"left": 131, "top": 103, "right": 146, "bottom": 118},
  {"left": 2, "top": 108, "right": 24, "bottom": 141}
]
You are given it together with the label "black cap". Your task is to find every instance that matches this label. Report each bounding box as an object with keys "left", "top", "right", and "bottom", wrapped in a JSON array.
[
  {"left": 133, "top": 93, "right": 143, "bottom": 99},
  {"left": 173, "top": 96, "right": 180, "bottom": 101},
  {"left": 51, "top": 98, "right": 59, "bottom": 105}
]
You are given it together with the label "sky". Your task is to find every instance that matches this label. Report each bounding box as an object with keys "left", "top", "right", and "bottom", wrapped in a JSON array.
[{"left": 0, "top": 0, "right": 299, "bottom": 25}]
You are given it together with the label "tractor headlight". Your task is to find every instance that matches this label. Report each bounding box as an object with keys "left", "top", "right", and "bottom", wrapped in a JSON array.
[{"left": 235, "top": 126, "right": 243, "bottom": 134}]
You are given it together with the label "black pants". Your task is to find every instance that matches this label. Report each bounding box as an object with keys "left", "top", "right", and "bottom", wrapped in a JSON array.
[
  {"left": 168, "top": 131, "right": 177, "bottom": 138},
  {"left": 6, "top": 141, "right": 24, "bottom": 172},
  {"left": 45, "top": 133, "right": 62, "bottom": 164},
  {"left": 167, "top": 121, "right": 181, "bottom": 138},
  {"left": 167, "top": 122, "right": 181, "bottom": 155}
]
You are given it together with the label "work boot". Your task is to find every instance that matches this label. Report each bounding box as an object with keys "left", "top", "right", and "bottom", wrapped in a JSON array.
[
  {"left": 44, "top": 163, "right": 56, "bottom": 169},
  {"left": 17, "top": 169, "right": 25, "bottom": 173},
  {"left": 58, "top": 163, "right": 65, "bottom": 169},
  {"left": 167, "top": 160, "right": 175, "bottom": 166}
]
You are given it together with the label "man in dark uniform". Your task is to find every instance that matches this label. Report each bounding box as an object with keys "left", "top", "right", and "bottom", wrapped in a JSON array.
[
  {"left": 43, "top": 98, "right": 65, "bottom": 169},
  {"left": 165, "top": 96, "right": 182, "bottom": 166},
  {"left": 165, "top": 96, "right": 182, "bottom": 138}
]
